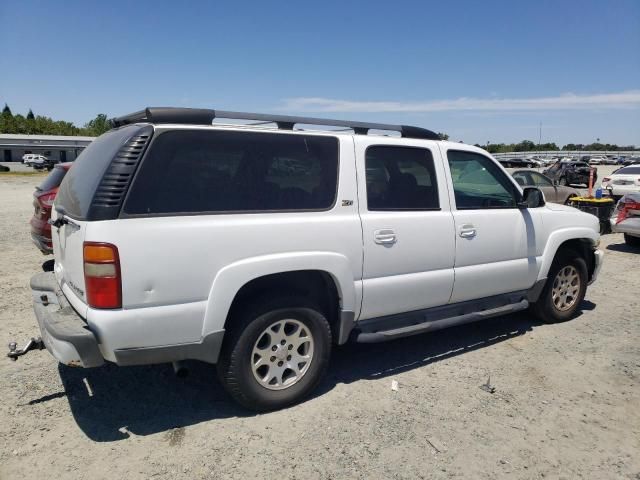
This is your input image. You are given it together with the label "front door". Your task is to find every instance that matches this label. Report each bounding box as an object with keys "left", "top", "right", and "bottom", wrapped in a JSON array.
[
  {"left": 441, "top": 147, "right": 540, "bottom": 304},
  {"left": 357, "top": 139, "right": 455, "bottom": 320}
]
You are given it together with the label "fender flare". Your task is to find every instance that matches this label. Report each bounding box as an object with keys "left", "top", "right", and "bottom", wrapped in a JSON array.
[
  {"left": 201, "top": 251, "right": 357, "bottom": 335},
  {"left": 537, "top": 228, "right": 598, "bottom": 281}
]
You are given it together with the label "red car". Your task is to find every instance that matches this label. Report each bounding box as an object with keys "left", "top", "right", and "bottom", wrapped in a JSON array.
[{"left": 30, "top": 162, "right": 72, "bottom": 254}]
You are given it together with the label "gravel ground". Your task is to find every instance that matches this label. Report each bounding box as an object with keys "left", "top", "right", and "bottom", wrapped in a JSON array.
[{"left": 0, "top": 173, "right": 638, "bottom": 480}]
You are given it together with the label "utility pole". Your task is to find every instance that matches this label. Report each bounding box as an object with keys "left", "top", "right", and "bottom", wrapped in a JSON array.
[{"left": 538, "top": 122, "right": 542, "bottom": 152}]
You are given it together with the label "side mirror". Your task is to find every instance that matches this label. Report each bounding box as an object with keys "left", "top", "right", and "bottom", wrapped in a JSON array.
[
  {"left": 518, "top": 187, "right": 545, "bottom": 209},
  {"left": 553, "top": 179, "right": 559, "bottom": 186}
]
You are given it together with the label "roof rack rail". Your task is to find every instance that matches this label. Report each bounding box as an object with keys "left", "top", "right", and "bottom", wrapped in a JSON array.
[{"left": 109, "top": 107, "right": 441, "bottom": 140}]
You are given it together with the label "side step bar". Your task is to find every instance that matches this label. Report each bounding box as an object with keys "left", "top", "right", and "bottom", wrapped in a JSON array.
[{"left": 355, "top": 299, "right": 529, "bottom": 343}]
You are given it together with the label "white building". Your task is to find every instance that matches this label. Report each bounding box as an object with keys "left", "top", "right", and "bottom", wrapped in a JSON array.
[{"left": 0, "top": 134, "right": 95, "bottom": 163}]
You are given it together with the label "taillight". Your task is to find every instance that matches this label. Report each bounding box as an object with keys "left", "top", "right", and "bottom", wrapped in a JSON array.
[
  {"left": 616, "top": 200, "right": 640, "bottom": 225},
  {"left": 38, "top": 192, "right": 56, "bottom": 208},
  {"left": 83, "top": 242, "right": 122, "bottom": 309}
]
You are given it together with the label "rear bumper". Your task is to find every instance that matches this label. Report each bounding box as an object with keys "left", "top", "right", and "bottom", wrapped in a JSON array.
[
  {"left": 610, "top": 217, "right": 640, "bottom": 236},
  {"left": 31, "top": 272, "right": 104, "bottom": 368},
  {"left": 31, "top": 272, "right": 225, "bottom": 367}
]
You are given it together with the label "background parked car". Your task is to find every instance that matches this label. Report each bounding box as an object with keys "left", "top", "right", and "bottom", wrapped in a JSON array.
[
  {"left": 498, "top": 158, "right": 534, "bottom": 168},
  {"left": 543, "top": 160, "right": 597, "bottom": 187},
  {"left": 601, "top": 165, "right": 640, "bottom": 200},
  {"left": 22, "top": 154, "right": 48, "bottom": 167},
  {"left": 610, "top": 193, "right": 640, "bottom": 247},
  {"left": 30, "top": 162, "right": 72, "bottom": 254},
  {"left": 510, "top": 169, "right": 579, "bottom": 204}
]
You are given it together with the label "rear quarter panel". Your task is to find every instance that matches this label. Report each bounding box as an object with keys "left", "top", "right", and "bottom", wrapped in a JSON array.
[{"left": 84, "top": 136, "right": 363, "bottom": 350}]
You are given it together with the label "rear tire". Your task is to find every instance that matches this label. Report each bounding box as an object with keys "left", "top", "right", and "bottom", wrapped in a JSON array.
[
  {"left": 532, "top": 252, "right": 588, "bottom": 323},
  {"left": 217, "top": 296, "right": 332, "bottom": 411},
  {"left": 624, "top": 234, "right": 640, "bottom": 247}
]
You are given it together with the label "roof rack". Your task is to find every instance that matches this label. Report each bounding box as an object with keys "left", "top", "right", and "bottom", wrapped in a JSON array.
[{"left": 109, "top": 107, "right": 441, "bottom": 140}]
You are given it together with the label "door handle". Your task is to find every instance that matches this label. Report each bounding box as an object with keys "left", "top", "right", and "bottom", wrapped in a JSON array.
[
  {"left": 459, "top": 225, "right": 477, "bottom": 238},
  {"left": 374, "top": 229, "right": 397, "bottom": 245}
]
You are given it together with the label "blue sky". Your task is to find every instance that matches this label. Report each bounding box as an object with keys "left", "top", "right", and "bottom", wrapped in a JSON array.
[{"left": 1, "top": 0, "right": 639, "bottom": 146}]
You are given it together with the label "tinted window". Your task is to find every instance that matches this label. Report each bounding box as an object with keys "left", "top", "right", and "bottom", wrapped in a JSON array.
[
  {"left": 448, "top": 150, "right": 518, "bottom": 209},
  {"left": 529, "top": 172, "right": 553, "bottom": 187},
  {"left": 56, "top": 125, "right": 143, "bottom": 219},
  {"left": 511, "top": 171, "right": 532, "bottom": 187},
  {"left": 37, "top": 166, "right": 68, "bottom": 192},
  {"left": 124, "top": 130, "right": 339, "bottom": 215},
  {"left": 365, "top": 146, "right": 439, "bottom": 210},
  {"left": 617, "top": 166, "right": 640, "bottom": 174}
]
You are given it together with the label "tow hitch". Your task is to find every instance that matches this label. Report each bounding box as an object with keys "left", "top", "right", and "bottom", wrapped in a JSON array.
[{"left": 7, "top": 337, "right": 45, "bottom": 361}]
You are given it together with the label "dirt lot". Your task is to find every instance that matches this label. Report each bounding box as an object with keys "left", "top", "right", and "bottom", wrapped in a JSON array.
[{"left": 0, "top": 172, "right": 638, "bottom": 480}]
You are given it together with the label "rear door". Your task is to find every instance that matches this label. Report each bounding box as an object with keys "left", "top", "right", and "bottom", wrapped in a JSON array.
[
  {"left": 53, "top": 125, "right": 146, "bottom": 315},
  {"left": 51, "top": 212, "right": 88, "bottom": 314},
  {"left": 356, "top": 138, "right": 455, "bottom": 320}
]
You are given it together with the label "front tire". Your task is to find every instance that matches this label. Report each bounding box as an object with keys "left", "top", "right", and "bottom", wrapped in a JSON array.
[
  {"left": 625, "top": 234, "right": 640, "bottom": 247},
  {"left": 532, "top": 252, "right": 588, "bottom": 323},
  {"left": 217, "top": 297, "right": 332, "bottom": 411}
]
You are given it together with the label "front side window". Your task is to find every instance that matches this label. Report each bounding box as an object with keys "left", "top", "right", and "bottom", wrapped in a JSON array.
[
  {"left": 447, "top": 150, "right": 518, "bottom": 209},
  {"left": 529, "top": 172, "right": 553, "bottom": 187},
  {"left": 124, "top": 130, "right": 339, "bottom": 215},
  {"left": 365, "top": 145, "right": 439, "bottom": 210},
  {"left": 512, "top": 171, "right": 532, "bottom": 187}
]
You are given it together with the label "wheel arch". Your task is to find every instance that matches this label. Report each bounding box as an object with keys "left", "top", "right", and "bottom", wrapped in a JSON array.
[
  {"left": 538, "top": 231, "right": 598, "bottom": 283},
  {"left": 202, "top": 252, "right": 357, "bottom": 342}
]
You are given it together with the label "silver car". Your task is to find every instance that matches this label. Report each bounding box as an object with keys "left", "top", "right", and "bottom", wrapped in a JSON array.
[
  {"left": 510, "top": 169, "right": 580, "bottom": 204},
  {"left": 610, "top": 193, "right": 640, "bottom": 247}
]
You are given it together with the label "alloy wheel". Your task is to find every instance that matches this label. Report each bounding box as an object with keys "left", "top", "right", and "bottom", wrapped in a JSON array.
[
  {"left": 551, "top": 265, "right": 581, "bottom": 311},
  {"left": 251, "top": 319, "right": 314, "bottom": 390}
]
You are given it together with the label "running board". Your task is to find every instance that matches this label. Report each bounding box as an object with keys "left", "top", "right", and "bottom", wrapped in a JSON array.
[{"left": 355, "top": 299, "right": 529, "bottom": 343}]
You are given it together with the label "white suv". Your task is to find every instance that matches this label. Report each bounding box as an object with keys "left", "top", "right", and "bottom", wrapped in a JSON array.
[
  {"left": 22, "top": 154, "right": 48, "bottom": 166},
  {"left": 16, "top": 108, "right": 603, "bottom": 410}
]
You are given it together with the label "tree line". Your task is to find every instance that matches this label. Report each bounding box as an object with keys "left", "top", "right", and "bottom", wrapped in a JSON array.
[
  {"left": 1, "top": 104, "right": 638, "bottom": 152},
  {"left": 476, "top": 139, "right": 638, "bottom": 154},
  {"left": 0, "top": 104, "right": 111, "bottom": 137}
]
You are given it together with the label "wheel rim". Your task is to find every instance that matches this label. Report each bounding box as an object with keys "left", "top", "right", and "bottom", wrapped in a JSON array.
[
  {"left": 551, "top": 265, "right": 581, "bottom": 312},
  {"left": 251, "top": 319, "right": 314, "bottom": 391}
]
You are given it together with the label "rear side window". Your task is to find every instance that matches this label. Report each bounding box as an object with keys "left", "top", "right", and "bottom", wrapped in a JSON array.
[
  {"left": 365, "top": 146, "right": 439, "bottom": 210},
  {"left": 55, "top": 125, "right": 144, "bottom": 219},
  {"left": 124, "top": 130, "right": 339, "bottom": 215},
  {"left": 37, "top": 166, "right": 68, "bottom": 192}
]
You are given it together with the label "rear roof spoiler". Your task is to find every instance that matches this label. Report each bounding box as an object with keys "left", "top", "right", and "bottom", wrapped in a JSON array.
[{"left": 109, "top": 107, "right": 441, "bottom": 141}]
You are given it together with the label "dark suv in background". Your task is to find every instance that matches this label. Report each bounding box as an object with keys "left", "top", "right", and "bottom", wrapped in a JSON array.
[{"left": 543, "top": 160, "right": 597, "bottom": 187}]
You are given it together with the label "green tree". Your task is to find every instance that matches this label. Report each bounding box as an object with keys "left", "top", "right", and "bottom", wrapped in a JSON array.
[
  {"left": 82, "top": 113, "right": 111, "bottom": 136},
  {"left": 26, "top": 109, "right": 35, "bottom": 120},
  {"left": 437, "top": 132, "right": 449, "bottom": 141},
  {"left": 2, "top": 104, "right": 12, "bottom": 116}
]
